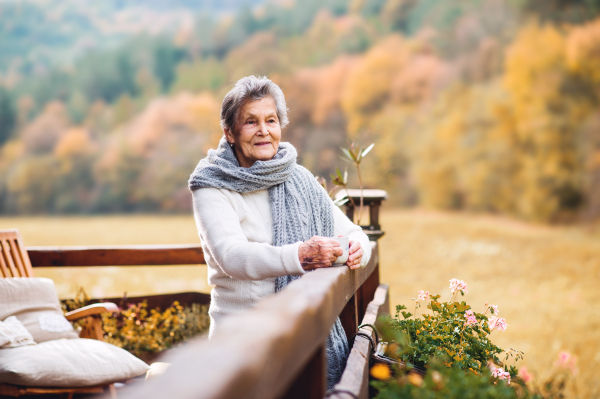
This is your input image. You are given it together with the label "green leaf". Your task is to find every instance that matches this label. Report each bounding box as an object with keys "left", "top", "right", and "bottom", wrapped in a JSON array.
[
  {"left": 362, "top": 143, "right": 374, "bottom": 157},
  {"left": 333, "top": 196, "right": 349, "bottom": 206},
  {"left": 455, "top": 302, "right": 470, "bottom": 313},
  {"left": 401, "top": 311, "right": 413, "bottom": 319},
  {"left": 340, "top": 148, "right": 354, "bottom": 162}
]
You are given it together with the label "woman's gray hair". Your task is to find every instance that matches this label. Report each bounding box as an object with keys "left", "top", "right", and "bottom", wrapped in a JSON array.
[{"left": 220, "top": 76, "right": 289, "bottom": 133}]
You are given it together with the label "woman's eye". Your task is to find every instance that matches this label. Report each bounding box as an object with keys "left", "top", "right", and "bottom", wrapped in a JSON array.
[{"left": 246, "top": 120, "right": 255, "bottom": 125}]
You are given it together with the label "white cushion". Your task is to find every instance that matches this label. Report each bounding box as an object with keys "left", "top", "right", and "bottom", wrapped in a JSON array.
[
  {"left": 0, "top": 316, "right": 36, "bottom": 348},
  {"left": 0, "top": 278, "right": 79, "bottom": 343},
  {"left": 0, "top": 338, "right": 149, "bottom": 387}
]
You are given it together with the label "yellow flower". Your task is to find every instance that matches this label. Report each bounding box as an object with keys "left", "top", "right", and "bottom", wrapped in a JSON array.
[
  {"left": 370, "top": 364, "right": 391, "bottom": 380},
  {"left": 408, "top": 373, "right": 423, "bottom": 387}
]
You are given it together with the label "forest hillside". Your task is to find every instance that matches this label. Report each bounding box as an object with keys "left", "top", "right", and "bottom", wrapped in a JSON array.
[{"left": 1, "top": 0, "right": 600, "bottom": 223}]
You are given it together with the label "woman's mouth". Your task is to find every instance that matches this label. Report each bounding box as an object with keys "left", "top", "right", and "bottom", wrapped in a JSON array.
[{"left": 254, "top": 141, "right": 271, "bottom": 147}]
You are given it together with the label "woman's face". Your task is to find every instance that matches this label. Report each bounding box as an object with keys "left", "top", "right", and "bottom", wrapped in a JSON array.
[{"left": 225, "top": 97, "right": 282, "bottom": 168}]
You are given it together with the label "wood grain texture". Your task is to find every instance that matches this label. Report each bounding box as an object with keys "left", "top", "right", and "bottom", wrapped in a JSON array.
[
  {"left": 92, "top": 291, "right": 211, "bottom": 309},
  {"left": 0, "top": 240, "right": 9, "bottom": 277},
  {"left": 339, "top": 294, "right": 358, "bottom": 344},
  {"left": 279, "top": 345, "right": 325, "bottom": 399},
  {"left": 115, "top": 242, "right": 378, "bottom": 399},
  {"left": 0, "top": 229, "right": 34, "bottom": 278},
  {"left": 357, "top": 264, "right": 381, "bottom": 322},
  {"left": 79, "top": 316, "right": 105, "bottom": 341},
  {"left": 0, "top": 383, "right": 105, "bottom": 397},
  {"left": 64, "top": 303, "right": 119, "bottom": 321},
  {"left": 27, "top": 244, "right": 205, "bottom": 267},
  {"left": 1, "top": 239, "right": 19, "bottom": 277},
  {"left": 329, "top": 284, "right": 390, "bottom": 399}
]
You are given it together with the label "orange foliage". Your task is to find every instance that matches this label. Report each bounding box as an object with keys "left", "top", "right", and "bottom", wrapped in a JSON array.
[
  {"left": 21, "top": 101, "right": 70, "bottom": 154},
  {"left": 567, "top": 18, "right": 600, "bottom": 86},
  {"left": 342, "top": 35, "right": 409, "bottom": 135},
  {"left": 311, "top": 56, "right": 359, "bottom": 125},
  {"left": 126, "top": 92, "right": 221, "bottom": 156},
  {"left": 54, "top": 128, "right": 94, "bottom": 158}
]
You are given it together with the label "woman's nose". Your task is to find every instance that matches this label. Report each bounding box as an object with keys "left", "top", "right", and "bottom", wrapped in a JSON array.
[{"left": 256, "top": 121, "right": 268, "bottom": 135}]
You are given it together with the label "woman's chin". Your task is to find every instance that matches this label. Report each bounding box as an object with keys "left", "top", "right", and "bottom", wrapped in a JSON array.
[{"left": 253, "top": 149, "right": 277, "bottom": 161}]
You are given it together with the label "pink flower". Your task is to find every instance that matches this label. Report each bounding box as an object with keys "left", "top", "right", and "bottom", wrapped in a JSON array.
[
  {"left": 449, "top": 278, "right": 468, "bottom": 294},
  {"left": 495, "top": 318, "right": 508, "bottom": 331},
  {"left": 464, "top": 310, "right": 477, "bottom": 326},
  {"left": 417, "top": 290, "right": 430, "bottom": 301},
  {"left": 518, "top": 367, "right": 533, "bottom": 382},
  {"left": 488, "top": 304, "right": 499, "bottom": 315},
  {"left": 492, "top": 367, "right": 511, "bottom": 385},
  {"left": 557, "top": 351, "right": 571, "bottom": 365},
  {"left": 554, "top": 351, "right": 579, "bottom": 376},
  {"left": 488, "top": 316, "right": 508, "bottom": 331}
]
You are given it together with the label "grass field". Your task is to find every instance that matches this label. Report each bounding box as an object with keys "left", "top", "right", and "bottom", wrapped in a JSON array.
[{"left": 1, "top": 210, "right": 598, "bottom": 397}]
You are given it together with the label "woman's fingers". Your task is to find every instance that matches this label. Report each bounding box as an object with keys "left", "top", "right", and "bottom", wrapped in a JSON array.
[
  {"left": 299, "top": 236, "right": 344, "bottom": 270},
  {"left": 348, "top": 240, "right": 361, "bottom": 254},
  {"left": 346, "top": 240, "right": 363, "bottom": 269},
  {"left": 333, "top": 246, "right": 343, "bottom": 257},
  {"left": 314, "top": 237, "right": 343, "bottom": 259}
]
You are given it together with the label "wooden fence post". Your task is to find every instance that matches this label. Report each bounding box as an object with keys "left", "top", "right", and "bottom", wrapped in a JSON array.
[
  {"left": 357, "top": 263, "right": 380, "bottom": 322},
  {"left": 279, "top": 345, "right": 325, "bottom": 399},
  {"left": 339, "top": 294, "right": 359, "bottom": 346}
]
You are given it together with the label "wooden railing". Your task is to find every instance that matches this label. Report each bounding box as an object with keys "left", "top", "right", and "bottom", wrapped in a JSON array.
[{"left": 28, "top": 240, "right": 387, "bottom": 399}]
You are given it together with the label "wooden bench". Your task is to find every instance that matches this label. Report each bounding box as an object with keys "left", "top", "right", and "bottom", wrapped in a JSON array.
[{"left": 0, "top": 229, "right": 119, "bottom": 398}]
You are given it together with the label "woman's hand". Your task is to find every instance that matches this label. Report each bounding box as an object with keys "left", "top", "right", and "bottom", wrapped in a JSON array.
[
  {"left": 346, "top": 240, "right": 363, "bottom": 270},
  {"left": 298, "top": 236, "right": 343, "bottom": 271}
]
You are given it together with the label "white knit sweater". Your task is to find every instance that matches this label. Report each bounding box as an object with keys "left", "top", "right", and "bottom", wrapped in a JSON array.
[{"left": 192, "top": 187, "right": 372, "bottom": 336}]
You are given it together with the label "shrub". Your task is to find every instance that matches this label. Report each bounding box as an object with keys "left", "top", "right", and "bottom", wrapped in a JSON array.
[
  {"left": 371, "top": 279, "right": 575, "bottom": 398},
  {"left": 62, "top": 288, "right": 210, "bottom": 358},
  {"left": 377, "top": 279, "right": 520, "bottom": 377}
]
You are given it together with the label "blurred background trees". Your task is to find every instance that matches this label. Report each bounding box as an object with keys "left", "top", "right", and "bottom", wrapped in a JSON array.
[{"left": 1, "top": 0, "right": 600, "bottom": 223}]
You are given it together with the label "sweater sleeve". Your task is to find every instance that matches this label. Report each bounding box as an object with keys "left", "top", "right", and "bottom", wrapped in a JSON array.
[
  {"left": 331, "top": 197, "right": 372, "bottom": 268},
  {"left": 192, "top": 188, "right": 305, "bottom": 281}
]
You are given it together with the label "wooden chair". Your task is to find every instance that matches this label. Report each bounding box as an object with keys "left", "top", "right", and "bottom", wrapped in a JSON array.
[{"left": 0, "top": 229, "right": 119, "bottom": 399}]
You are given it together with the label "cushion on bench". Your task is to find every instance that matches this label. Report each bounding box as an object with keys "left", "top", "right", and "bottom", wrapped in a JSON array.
[
  {"left": 0, "top": 338, "right": 149, "bottom": 387},
  {"left": 0, "top": 278, "right": 79, "bottom": 343}
]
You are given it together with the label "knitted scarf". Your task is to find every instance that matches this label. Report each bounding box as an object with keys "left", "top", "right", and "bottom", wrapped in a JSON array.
[{"left": 188, "top": 137, "right": 349, "bottom": 389}]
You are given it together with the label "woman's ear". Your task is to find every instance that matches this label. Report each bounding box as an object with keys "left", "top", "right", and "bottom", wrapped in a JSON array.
[{"left": 224, "top": 128, "right": 234, "bottom": 145}]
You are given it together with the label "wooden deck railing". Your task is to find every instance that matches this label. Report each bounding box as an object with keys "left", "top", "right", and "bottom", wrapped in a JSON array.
[{"left": 28, "top": 240, "right": 387, "bottom": 399}]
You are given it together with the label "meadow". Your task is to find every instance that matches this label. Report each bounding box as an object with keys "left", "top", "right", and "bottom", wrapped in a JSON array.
[{"left": 1, "top": 210, "right": 598, "bottom": 397}]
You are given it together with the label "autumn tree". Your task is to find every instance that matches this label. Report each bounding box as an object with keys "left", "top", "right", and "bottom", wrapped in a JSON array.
[{"left": 0, "top": 87, "right": 15, "bottom": 146}]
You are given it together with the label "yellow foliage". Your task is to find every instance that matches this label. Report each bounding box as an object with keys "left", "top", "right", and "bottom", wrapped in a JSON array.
[
  {"left": 342, "top": 35, "right": 409, "bottom": 135},
  {"left": 502, "top": 22, "right": 590, "bottom": 221},
  {"left": 504, "top": 23, "right": 566, "bottom": 106},
  {"left": 391, "top": 53, "right": 443, "bottom": 105},
  {"left": 225, "top": 32, "right": 291, "bottom": 79},
  {"left": 312, "top": 56, "right": 359, "bottom": 125},
  {"left": 62, "top": 291, "right": 210, "bottom": 357},
  {"left": 567, "top": 17, "right": 600, "bottom": 86},
  {"left": 54, "top": 128, "right": 93, "bottom": 158},
  {"left": 21, "top": 101, "right": 70, "bottom": 154}
]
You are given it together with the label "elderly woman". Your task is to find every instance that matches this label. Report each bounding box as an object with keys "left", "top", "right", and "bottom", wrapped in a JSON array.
[{"left": 188, "top": 75, "right": 371, "bottom": 388}]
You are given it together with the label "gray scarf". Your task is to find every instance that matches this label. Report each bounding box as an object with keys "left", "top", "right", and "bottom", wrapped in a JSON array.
[{"left": 189, "top": 137, "right": 348, "bottom": 389}]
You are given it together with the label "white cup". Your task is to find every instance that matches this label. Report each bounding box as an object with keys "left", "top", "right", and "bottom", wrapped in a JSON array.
[{"left": 332, "top": 237, "right": 349, "bottom": 265}]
